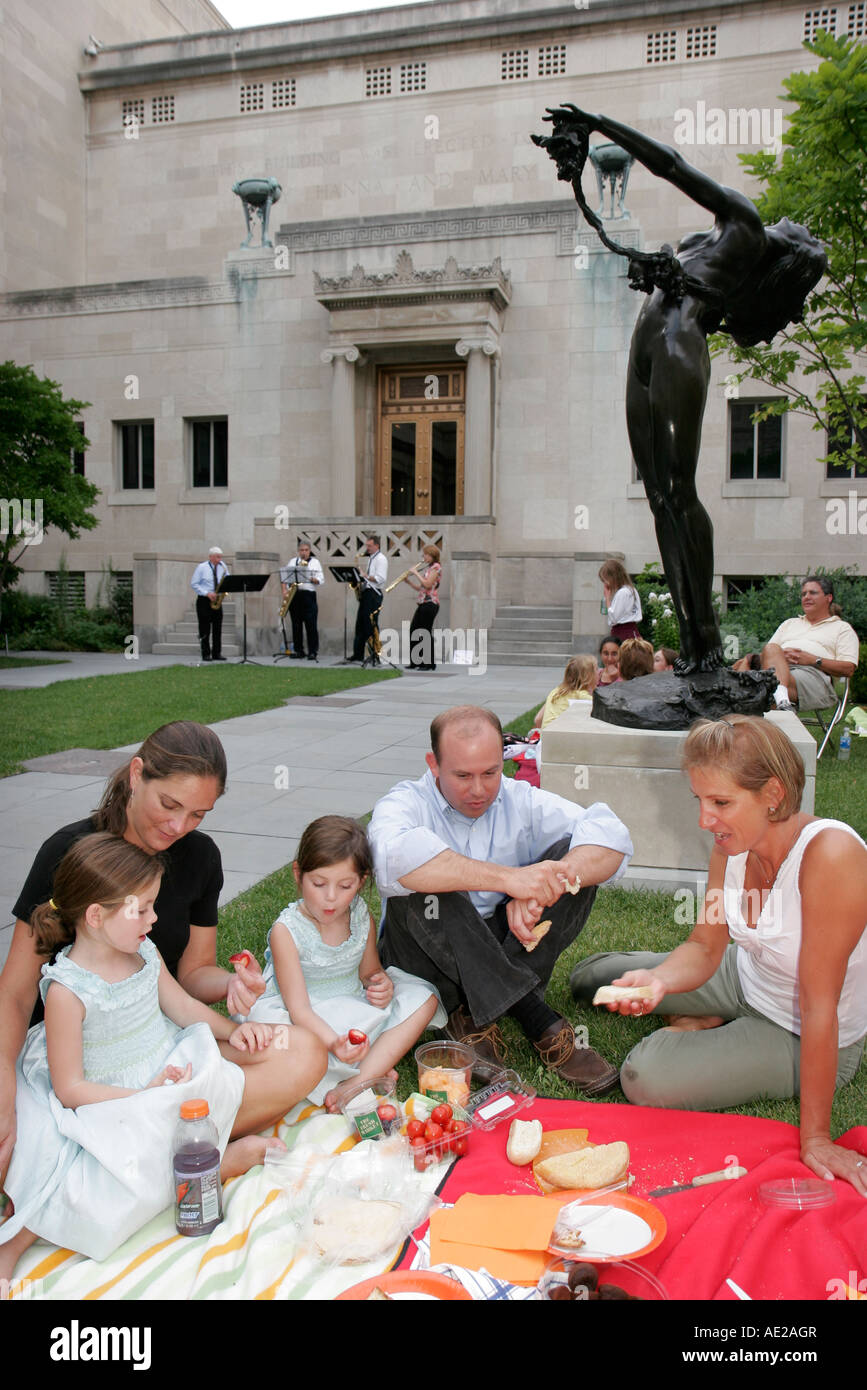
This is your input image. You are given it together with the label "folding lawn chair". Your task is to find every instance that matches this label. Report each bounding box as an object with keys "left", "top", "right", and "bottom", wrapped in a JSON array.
[{"left": 800, "top": 675, "right": 850, "bottom": 760}]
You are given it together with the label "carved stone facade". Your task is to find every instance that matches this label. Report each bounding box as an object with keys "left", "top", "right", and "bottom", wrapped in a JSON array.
[{"left": 1, "top": 0, "right": 863, "bottom": 654}]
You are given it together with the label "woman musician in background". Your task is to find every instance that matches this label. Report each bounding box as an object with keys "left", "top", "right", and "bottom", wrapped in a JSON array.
[{"left": 404, "top": 544, "right": 443, "bottom": 671}]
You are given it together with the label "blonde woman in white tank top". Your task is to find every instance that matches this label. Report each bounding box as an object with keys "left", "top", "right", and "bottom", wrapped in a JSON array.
[{"left": 570, "top": 715, "right": 867, "bottom": 1195}]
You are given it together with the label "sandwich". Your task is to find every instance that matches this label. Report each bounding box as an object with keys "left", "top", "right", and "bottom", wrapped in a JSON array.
[{"left": 535, "top": 1141, "right": 630, "bottom": 1191}]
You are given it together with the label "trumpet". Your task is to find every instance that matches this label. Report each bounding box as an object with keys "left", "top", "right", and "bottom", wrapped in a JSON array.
[{"left": 384, "top": 562, "right": 424, "bottom": 594}]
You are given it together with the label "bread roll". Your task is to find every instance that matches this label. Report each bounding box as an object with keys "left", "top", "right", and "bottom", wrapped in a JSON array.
[
  {"left": 535, "top": 1140, "right": 630, "bottom": 1191},
  {"left": 592, "top": 984, "right": 656, "bottom": 1005},
  {"left": 524, "top": 919, "right": 551, "bottom": 953}
]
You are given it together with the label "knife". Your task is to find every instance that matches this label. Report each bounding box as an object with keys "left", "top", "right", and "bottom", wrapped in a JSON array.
[{"left": 649, "top": 1166, "right": 747, "bottom": 1197}]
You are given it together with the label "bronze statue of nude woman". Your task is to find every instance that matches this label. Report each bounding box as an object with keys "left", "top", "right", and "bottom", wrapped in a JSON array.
[{"left": 533, "top": 107, "right": 826, "bottom": 675}]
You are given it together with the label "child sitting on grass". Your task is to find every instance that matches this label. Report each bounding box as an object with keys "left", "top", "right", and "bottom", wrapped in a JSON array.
[
  {"left": 534, "top": 654, "right": 597, "bottom": 729},
  {"left": 246, "top": 816, "right": 445, "bottom": 1112}
]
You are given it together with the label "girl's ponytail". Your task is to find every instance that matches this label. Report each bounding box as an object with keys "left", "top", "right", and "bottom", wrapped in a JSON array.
[{"left": 30, "top": 898, "right": 75, "bottom": 957}]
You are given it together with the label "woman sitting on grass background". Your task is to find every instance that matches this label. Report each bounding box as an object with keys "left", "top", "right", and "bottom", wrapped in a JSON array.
[{"left": 571, "top": 714, "right": 867, "bottom": 1194}]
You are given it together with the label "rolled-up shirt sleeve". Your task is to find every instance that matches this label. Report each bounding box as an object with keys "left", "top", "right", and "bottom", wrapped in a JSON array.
[
  {"left": 526, "top": 786, "right": 633, "bottom": 886},
  {"left": 369, "top": 788, "right": 450, "bottom": 898}
]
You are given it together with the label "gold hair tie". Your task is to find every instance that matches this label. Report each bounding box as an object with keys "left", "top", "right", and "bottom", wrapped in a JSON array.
[{"left": 49, "top": 898, "right": 59, "bottom": 910}]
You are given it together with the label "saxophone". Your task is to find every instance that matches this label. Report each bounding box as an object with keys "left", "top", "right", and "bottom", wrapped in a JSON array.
[
  {"left": 279, "top": 558, "right": 308, "bottom": 618},
  {"left": 210, "top": 584, "right": 226, "bottom": 611}
]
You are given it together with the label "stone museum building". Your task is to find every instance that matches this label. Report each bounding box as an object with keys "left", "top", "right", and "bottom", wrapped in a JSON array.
[{"left": 2, "top": 0, "right": 864, "bottom": 658}]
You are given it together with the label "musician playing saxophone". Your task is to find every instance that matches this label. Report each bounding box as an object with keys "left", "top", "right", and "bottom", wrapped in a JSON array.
[
  {"left": 350, "top": 536, "right": 388, "bottom": 663},
  {"left": 280, "top": 541, "right": 323, "bottom": 661},
  {"left": 190, "top": 545, "right": 230, "bottom": 662}
]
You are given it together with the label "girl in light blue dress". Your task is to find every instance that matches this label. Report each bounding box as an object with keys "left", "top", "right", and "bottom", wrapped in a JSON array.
[
  {"left": 247, "top": 816, "right": 445, "bottom": 1111},
  {"left": 0, "top": 833, "right": 274, "bottom": 1279}
]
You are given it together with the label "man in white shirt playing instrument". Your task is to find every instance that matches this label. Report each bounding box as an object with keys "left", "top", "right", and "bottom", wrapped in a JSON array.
[
  {"left": 281, "top": 541, "right": 324, "bottom": 661},
  {"left": 732, "top": 575, "right": 858, "bottom": 710},
  {"left": 350, "top": 535, "right": 388, "bottom": 663},
  {"left": 368, "top": 705, "right": 633, "bottom": 1095},
  {"left": 190, "top": 545, "right": 229, "bottom": 662}
]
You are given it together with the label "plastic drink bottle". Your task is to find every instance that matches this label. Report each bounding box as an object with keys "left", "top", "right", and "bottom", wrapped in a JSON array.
[
  {"left": 173, "top": 1098, "right": 222, "bottom": 1236},
  {"left": 838, "top": 728, "right": 851, "bottom": 762}
]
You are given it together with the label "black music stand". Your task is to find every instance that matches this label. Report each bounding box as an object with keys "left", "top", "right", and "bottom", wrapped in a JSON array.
[
  {"left": 329, "top": 565, "right": 362, "bottom": 662},
  {"left": 220, "top": 574, "right": 269, "bottom": 665}
]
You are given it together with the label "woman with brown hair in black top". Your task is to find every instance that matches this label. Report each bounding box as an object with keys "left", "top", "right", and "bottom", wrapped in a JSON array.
[{"left": 0, "top": 721, "right": 326, "bottom": 1197}]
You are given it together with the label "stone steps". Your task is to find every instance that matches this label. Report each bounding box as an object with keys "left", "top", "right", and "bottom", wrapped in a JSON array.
[
  {"left": 152, "top": 604, "right": 241, "bottom": 658},
  {"left": 485, "top": 604, "right": 574, "bottom": 667}
]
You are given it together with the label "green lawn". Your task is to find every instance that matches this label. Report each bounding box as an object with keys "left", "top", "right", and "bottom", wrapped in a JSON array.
[
  {"left": 0, "top": 656, "right": 70, "bottom": 670},
  {"left": 218, "top": 703, "right": 866, "bottom": 1137},
  {"left": 0, "top": 663, "right": 398, "bottom": 778}
]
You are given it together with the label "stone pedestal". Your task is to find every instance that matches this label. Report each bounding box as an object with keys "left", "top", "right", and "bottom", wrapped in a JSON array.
[{"left": 541, "top": 704, "right": 816, "bottom": 893}]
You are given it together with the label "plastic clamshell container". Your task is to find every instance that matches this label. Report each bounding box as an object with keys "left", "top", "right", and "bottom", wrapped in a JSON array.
[
  {"left": 339, "top": 1074, "right": 401, "bottom": 1141},
  {"left": 415, "top": 1041, "right": 474, "bottom": 1110},
  {"left": 463, "top": 1069, "right": 537, "bottom": 1131},
  {"left": 758, "top": 1178, "right": 836, "bottom": 1211},
  {"left": 537, "top": 1256, "right": 668, "bottom": 1301}
]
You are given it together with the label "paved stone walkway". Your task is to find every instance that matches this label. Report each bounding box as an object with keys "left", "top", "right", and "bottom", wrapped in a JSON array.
[{"left": 0, "top": 653, "right": 561, "bottom": 965}]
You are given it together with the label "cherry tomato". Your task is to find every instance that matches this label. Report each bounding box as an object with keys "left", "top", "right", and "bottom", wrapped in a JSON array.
[
  {"left": 229, "top": 951, "right": 252, "bottom": 969},
  {"left": 377, "top": 1103, "right": 398, "bottom": 1125},
  {"left": 423, "top": 1121, "right": 443, "bottom": 1143},
  {"left": 451, "top": 1120, "right": 470, "bottom": 1137},
  {"left": 347, "top": 1029, "right": 367, "bottom": 1046},
  {"left": 406, "top": 1119, "right": 425, "bottom": 1140},
  {"left": 453, "top": 1137, "right": 468, "bottom": 1156},
  {"left": 430, "top": 1103, "right": 452, "bottom": 1127}
]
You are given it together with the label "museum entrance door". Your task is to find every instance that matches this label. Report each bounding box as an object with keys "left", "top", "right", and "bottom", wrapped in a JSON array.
[{"left": 376, "top": 365, "right": 465, "bottom": 516}]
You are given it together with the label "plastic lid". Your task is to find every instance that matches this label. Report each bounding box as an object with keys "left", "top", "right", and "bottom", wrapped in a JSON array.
[
  {"left": 758, "top": 1178, "right": 836, "bottom": 1210},
  {"left": 179, "top": 1099, "right": 210, "bottom": 1120}
]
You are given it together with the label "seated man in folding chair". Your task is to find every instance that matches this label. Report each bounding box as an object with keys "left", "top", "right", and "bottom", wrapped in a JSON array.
[{"left": 732, "top": 574, "right": 857, "bottom": 713}]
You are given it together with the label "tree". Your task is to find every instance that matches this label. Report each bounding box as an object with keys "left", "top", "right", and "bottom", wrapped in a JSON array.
[
  {"left": 0, "top": 362, "right": 99, "bottom": 624},
  {"left": 710, "top": 32, "right": 867, "bottom": 475}
]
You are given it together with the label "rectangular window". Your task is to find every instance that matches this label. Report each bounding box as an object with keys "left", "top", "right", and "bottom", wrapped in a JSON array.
[
  {"left": 121, "top": 98, "right": 144, "bottom": 132},
  {"left": 151, "top": 95, "right": 175, "bottom": 123},
  {"left": 728, "top": 401, "right": 783, "bottom": 480},
  {"left": 240, "top": 83, "right": 264, "bottom": 113},
  {"left": 501, "top": 50, "right": 529, "bottom": 80},
  {"left": 118, "top": 421, "right": 155, "bottom": 490},
  {"left": 724, "top": 576, "right": 768, "bottom": 611},
  {"left": 538, "top": 44, "right": 566, "bottom": 76},
  {"left": 803, "top": 7, "right": 837, "bottom": 40},
  {"left": 71, "top": 420, "right": 86, "bottom": 476},
  {"left": 190, "top": 419, "right": 228, "bottom": 488},
  {"left": 646, "top": 30, "right": 678, "bottom": 63},
  {"left": 48, "top": 571, "right": 86, "bottom": 610},
  {"left": 365, "top": 67, "right": 391, "bottom": 97},
  {"left": 272, "top": 78, "right": 296, "bottom": 107},
  {"left": 848, "top": 2, "right": 867, "bottom": 36},
  {"left": 826, "top": 406, "right": 867, "bottom": 478},
  {"left": 399, "top": 62, "right": 426, "bottom": 92},
  {"left": 685, "top": 25, "right": 717, "bottom": 58}
]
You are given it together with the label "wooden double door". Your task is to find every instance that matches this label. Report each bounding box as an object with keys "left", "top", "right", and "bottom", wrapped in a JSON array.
[{"left": 376, "top": 365, "right": 465, "bottom": 516}]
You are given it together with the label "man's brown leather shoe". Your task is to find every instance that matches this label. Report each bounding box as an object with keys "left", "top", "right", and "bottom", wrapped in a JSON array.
[
  {"left": 533, "top": 1020, "right": 620, "bottom": 1097},
  {"left": 445, "top": 1005, "right": 507, "bottom": 1069}
]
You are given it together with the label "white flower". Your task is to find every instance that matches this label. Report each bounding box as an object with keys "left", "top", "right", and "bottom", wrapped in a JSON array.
[
  {"left": 648, "top": 592, "right": 657, "bottom": 602},
  {"left": 663, "top": 607, "right": 672, "bottom": 617}
]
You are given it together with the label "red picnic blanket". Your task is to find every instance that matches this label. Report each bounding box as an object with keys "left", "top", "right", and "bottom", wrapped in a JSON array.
[{"left": 403, "top": 1099, "right": 867, "bottom": 1301}]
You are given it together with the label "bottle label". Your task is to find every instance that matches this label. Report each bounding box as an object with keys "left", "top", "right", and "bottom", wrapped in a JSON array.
[{"left": 175, "top": 1165, "right": 222, "bottom": 1232}]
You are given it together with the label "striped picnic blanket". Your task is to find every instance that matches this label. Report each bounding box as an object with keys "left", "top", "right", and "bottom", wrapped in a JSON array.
[{"left": 7, "top": 1103, "right": 440, "bottom": 1301}]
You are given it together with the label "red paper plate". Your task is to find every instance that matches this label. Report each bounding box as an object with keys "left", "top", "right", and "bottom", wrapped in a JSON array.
[
  {"left": 336, "top": 1270, "right": 473, "bottom": 1301},
  {"left": 545, "top": 1189, "right": 667, "bottom": 1262}
]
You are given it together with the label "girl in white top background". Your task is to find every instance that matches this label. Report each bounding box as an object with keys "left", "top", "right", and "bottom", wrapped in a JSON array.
[
  {"left": 571, "top": 715, "right": 867, "bottom": 1195},
  {"left": 599, "top": 559, "right": 642, "bottom": 640}
]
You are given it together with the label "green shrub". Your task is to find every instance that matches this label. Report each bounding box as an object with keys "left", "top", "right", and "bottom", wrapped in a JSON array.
[{"left": 851, "top": 643, "right": 867, "bottom": 705}]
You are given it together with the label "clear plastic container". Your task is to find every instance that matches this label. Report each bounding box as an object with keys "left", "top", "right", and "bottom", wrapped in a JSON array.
[
  {"left": 463, "top": 1069, "right": 536, "bottom": 1130},
  {"left": 415, "top": 1041, "right": 474, "bottom": 1110},
  {"left": 537, "top": 1255, "right": 668, "bottom": 1301},
  {"left": 173, "top": 1098, "right": 223, "bottom": 1237},
  {"left": 758, "top": 1178, "right": 836, "bottom": 1211},
  {"left": 339, "top": 1075, "right": 401, "bottom": 1141}
]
